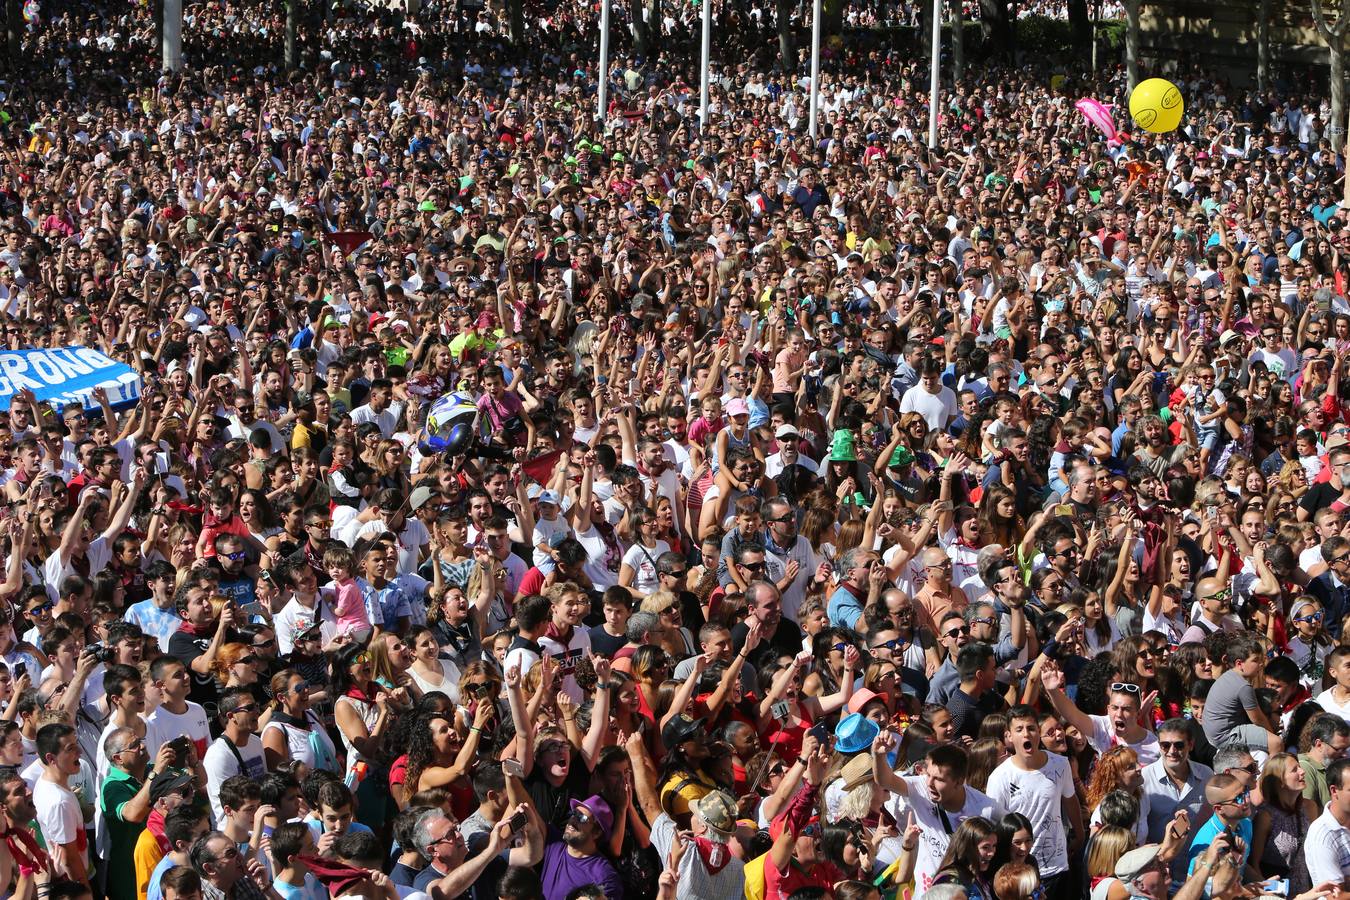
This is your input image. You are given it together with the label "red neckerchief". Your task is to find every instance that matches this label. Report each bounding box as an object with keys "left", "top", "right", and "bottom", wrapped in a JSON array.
[
  {"left": 0, "top": 822, "right": 49, "bottom": 876},
  {"left": 1282, "top": 685, "right": 1312, "bottom": 718},
  {"left": 693, "top": 837, "right": 734, "bottom": 875},
  {"left": 544, "top": 621, "right": 574, "bottom": 645},
  {"left": 346, "top": 685, "right": 376, "bottom": 703},
  {"left": 147, "top": 808, "right": 171, "bottom": 854},
  {"left": 177, "top": 621, "right": 208, "bottom": 637}
]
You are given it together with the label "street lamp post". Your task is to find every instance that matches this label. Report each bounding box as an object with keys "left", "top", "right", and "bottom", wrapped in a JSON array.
[
  {"left": 597, "top": 0, "right": 610, "bottom": 123},
  {"left": 807, "top": 0, "right": 821, "bottom": 140}
]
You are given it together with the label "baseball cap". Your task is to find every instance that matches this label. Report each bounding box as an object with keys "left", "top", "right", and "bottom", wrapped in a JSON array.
[
  {"left": 149, "top": 770, "right": 195, "bottom": 803},
  {"left": 538, "top": 490, "right": 561, "bottom": 506},
  {"left": 661, "top": 714, "right": 705, "bottom": 749},
  {"left": 409, "top": 485, "right": 436, "bottom": 511},
  {"left": 726, "top": 398, "right": 750, "bottom": 418},
  {"left": 774, "top": 424, "right": 800, "bottom": 439}
]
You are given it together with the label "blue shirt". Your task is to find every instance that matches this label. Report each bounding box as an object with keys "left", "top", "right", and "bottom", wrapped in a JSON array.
[
  {"left": 827, "top": 584, "right": 866, "bottom": 630},
  {"left": 1187, "top": 813, "right": 1252, "bottom": 874}
]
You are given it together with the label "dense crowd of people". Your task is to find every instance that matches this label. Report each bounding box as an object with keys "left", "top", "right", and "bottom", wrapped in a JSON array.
[{"left": 0, "top": 0, "right": 1342, "bottom": 899}]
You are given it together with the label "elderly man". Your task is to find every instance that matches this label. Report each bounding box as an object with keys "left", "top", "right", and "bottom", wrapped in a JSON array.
[
  {"left": 650, "top": 791, "right": 744, "bottom": 900},
  {"left": 540, "top": 794, "right": 623, "bottom": 900},
  {"left": 413, "top": 802, "right": 540, "bottom": 896},
  {"left": 188, "top": 831, "right": 271, "bottom": 900},
  {"left": 101, "top": 726, "right": 176, "bottom": 900}
]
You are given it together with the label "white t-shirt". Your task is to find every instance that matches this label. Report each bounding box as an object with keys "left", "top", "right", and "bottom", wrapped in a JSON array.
[
  {"left": 345, "top": 517, "right": 430, "bottom": 576},
  {"left": 274, "top": 593, "right": 336, "bottom": 656},
  {"left": 34, "top": 776, "right": 84, "bottom": 863},
  {"left": 1087, "top": 714, "right": 1161, "bottom": 767},
  {"left": 43, "top": 538, "right": 113, "bottom": 601},
  {"left": 886, "top": 775, "right": 1000, "bottom": 894},
  {"left": 984, "top": 753, "right": 1075, "bottom": 876},
  {"left": 203, "top": 734, "right": 268, "bottom": 824},
  {"left": 539, "top": 627, "right": 593, "bottom": 704},
  {"left": 349, "top": 401, "right": 405, "bottom": 438},
  {"left": 1306, "top": 806, "right": 1350, "bottom": 885},
  {"left": 574, "top": 525, "right": 621, "bottom": 591},
  {"left": 621, "top": 540, "right": 671, "bottom": 596},
  {"left": 145, "top": 701, "right": 212, "bottom": 760},
  {"left": 1317, "top": 688, "right": 1350, "bottom": 722},
  {"left": 899, "top": 383, "right": 958, "bottom": 431}
]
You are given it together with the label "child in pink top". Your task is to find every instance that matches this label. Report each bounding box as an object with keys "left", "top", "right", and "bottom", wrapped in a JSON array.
[{"left": 324, "top": 545, "right": 372, "bottom": 638}]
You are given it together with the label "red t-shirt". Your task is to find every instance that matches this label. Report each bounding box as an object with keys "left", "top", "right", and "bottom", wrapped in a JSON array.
[{"left": 764, "top": 854, "right": 844, "bottom": 900}]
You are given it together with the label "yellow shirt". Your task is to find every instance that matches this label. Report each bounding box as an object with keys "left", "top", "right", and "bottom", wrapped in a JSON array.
[
  {"left": 658, "top": 768, "right": 715, "bottom": 819},
  {"left": 133, "top": 828, "right": 164, "bottom": 900},
  {"left": 743, "top": 852, "right": 767, "bottom": 900}
]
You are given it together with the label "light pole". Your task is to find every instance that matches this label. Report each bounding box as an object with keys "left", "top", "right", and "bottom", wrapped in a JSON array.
[
  {"left": 163, "top": 0, "right": 182, "bottom": 71},
  {"left": 807, "top": 0, "right": 821, "bottom": 140},
  {"left": 926, "top": 0, "right": 939, "bottom": 147},
  {"left": 699, "top": 0, "right": 711, "bottom": 128},
  {"left": 597, "top": 0, "right": 610, "bottom": 123}
]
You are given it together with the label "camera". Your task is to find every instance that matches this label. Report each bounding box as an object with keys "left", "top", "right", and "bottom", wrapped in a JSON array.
[{"left": 84, "top": 643, "right": 116, "bottom": 664}]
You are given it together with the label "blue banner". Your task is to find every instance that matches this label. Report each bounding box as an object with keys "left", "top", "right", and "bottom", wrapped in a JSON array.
[{"left": 0, "top": 347, "right": 141, "bottom": 412}]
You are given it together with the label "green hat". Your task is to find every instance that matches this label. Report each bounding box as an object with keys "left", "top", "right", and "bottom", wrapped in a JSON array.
[
  {"left": 829, "top": 429, "right": 857, "bottom": 463},
  {"left": 612, "top": 152, "right": 625, "bottom": 162},
  {"left": 417, "top": 200, "right": 437, "bottom": 212},
  {"left": 888, "top": 444, "right": 915, "bottom": 468}
]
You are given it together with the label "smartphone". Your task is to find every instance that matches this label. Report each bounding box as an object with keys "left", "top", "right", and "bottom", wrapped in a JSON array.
[
  {"left": 1260, "top": 878, "right": 1289, "bottom": 897},
  {"left": 239, "top": 601, "right": 269, "bottom": 619},
  {"left": 502, "top": 759, "right": 525, "bottom": 779},
  {"left": 507, "top": 810, "right": 528, "bottom": 835},
  {"left": 769, "top": 700, "right": 791, "bottom": 721},
  {"left": 806, "top": 721, "right": 831, "bottom": 745},
  {"left": 13, "top": 663, "right": 25, "bottom": 680}
]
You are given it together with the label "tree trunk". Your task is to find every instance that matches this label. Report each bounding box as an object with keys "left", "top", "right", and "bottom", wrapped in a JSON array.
[
  {"left": 1333, "top": 40, "right": 1346, "bottom": 152},
  {"left": 1068, "top": 0, "right": 1090, "bottom": 58},
  {"left": 950, "top": 0, "right": 963, "bottom": 82},
  {"left": 777, "top": 0, "right": 793, "bottom": 67},
  {"left": 285, "top": 0, "right": 297, "bottom": 70},
  {"left": 977, "top": 0, "right": 1012, "bottom": 60},
  {"left": 1256, "top": 0, "right": 1270, "bottom": 90},
  {"left": 1124, "top": 0, "right": 1140, "bottom": 88}
]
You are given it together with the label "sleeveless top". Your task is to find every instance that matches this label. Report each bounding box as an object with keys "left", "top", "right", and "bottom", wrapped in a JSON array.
[
  {"left": 1258, "top": 802, "right": 1311, "bottom": 894},
  {"left": 336, "top": 694, "right": 382, "bottom": 776}
]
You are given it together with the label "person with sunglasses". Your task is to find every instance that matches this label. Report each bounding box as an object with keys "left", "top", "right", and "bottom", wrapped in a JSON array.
[
  {"left": 1041, "top": 662, "right": 1162, "bottom": 766},
  {"left": 928, "top": 599, "right": 1026, "bottom": 707},
  {"left": 201, "top": 688, "right": 266, "bottom": 826},
  {"left": 1179, "top": 575, "right": 1242, "bottom": 645},
  {"left": 1142, "top": 719, "right": 1214, "bottom": 885},
  {"left": 1187, "top": 774, "right": 1256, "bottom": 880}
]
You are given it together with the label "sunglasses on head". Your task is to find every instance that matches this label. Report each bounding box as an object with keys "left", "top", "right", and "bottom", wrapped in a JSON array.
[{"left": 1110, "top": 682, "right": 1142, "bottom": 694}]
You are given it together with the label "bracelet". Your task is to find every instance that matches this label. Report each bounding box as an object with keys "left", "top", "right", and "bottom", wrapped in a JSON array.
[{"left": 470, "top": 726, "right": 482, "bottom": 734}]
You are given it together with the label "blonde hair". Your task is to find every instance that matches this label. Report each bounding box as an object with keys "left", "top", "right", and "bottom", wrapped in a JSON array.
[{"left": 1087, "top": 827, "right": 1135, "bottom": 881}]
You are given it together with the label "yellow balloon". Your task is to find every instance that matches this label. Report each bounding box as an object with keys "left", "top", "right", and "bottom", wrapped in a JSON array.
[{"left": 1128, "top": 78, "right": 1184, "bottom": 133}]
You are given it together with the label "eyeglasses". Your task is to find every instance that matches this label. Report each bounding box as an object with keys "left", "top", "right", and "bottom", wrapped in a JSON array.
[
  {"left": 1158, "top": 740, "right": 1187, "bottom": 751},
  {"left": 1110, "top": 682, "right": 1142, "bottom": 694},
  {"left": 943, "top": 626, "right": 970, "bottom": 640},
  {"left": 970, "top": 616, "right": 996, "bottom": 627}
]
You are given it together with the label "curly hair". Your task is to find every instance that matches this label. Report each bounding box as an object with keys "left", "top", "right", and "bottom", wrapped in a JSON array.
[
  {"left": 401, "top": 711, "right": 457, "bottom": 803},
  {"left": 1085, "top": 746, "right": 1140, "bottom": 811},
  {"left": 1075, "top": 653, "right": 1117, "bottom": 716}
]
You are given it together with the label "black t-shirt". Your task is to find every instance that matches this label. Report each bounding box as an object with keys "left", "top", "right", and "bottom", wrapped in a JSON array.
[
  {"left": 527, "top": 762, "right": 592, "bottom": 830},
  {"left": 730, "top": 617, "right": 803, "bottom": 658},
  {"left": 167, "top": 628, "right": 231, "bottom": 708},
  {"left": 587, "top": 624, "right": 627, "bottom": 658},
  {"left": 1301, "top": 479, "right": 1341, "bottom": 518}
]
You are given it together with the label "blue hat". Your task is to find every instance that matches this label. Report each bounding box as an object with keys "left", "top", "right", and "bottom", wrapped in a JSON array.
[{"left": 834, "top": 713, "right": 880, "bottom": 755}]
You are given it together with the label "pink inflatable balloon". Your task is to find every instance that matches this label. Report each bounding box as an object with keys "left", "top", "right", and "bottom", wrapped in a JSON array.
[{"left": 1075, "top": 98, "right": 1121, "bottom": 146}]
